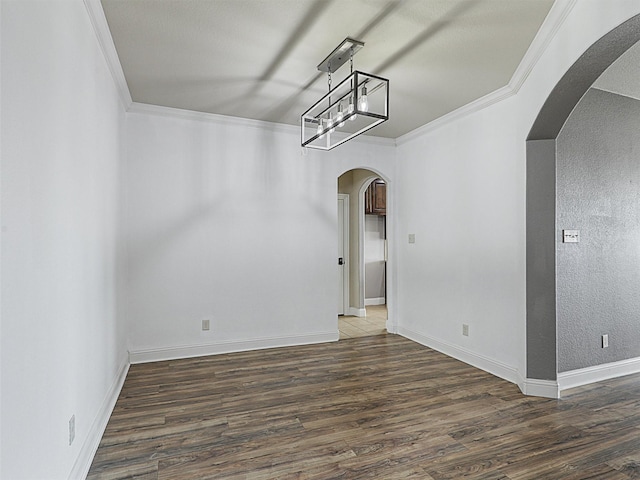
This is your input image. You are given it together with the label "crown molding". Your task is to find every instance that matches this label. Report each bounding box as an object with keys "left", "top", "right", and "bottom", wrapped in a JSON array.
[
  {"left": 128, "top": 102, "right": 396, "bottom": 146},
  {"left": 84, "top": 0, "right": 575, "bottom": 148},
  {"left": 128, "top": 102, "right": 300, "bottom": 134},
  {"left": 509, "top": 0, "right": 578, "bottom": 94},
  {"left": 396, "top": 85, "right": 514, "bottom": 145},
  {"left": 396, "top": 0, "right": 577, "bottom": 146},
  {"left": 83, "top": 0, "right": 132, "bottom": 108}
]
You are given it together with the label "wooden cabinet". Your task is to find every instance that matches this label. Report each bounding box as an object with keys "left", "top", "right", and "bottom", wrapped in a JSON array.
[{"left": 365, "top": 179, "right": 386, "bottom": 215}]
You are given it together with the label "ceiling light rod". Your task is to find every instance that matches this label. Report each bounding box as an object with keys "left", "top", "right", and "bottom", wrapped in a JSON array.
[{"left": 317, "top": 38, "right": 364, "bottom": 73}]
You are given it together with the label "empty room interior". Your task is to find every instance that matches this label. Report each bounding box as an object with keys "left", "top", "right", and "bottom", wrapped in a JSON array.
[{"left": 4, "top": 0, "right": 640, "bottom": 478}]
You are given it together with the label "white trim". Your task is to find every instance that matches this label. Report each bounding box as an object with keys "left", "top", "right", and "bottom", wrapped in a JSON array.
[
  {"left": 396, "top": 0, "right": 577, "bottom": 145},
  {"left": 351, "top": 134, "right": 396, "bottom": 147},
  {"left": 128, "top": 102, "right": 298, "bottom": 133},
  {"left": 129, "top": 332, "right": 338, "bottom": 364},
  {"left": 365, "top": 297, "right": 386, "bottom": 306},
  {"left": 558, "top": 356, "right": 640, "bottom": 393},
  {"left": 508, "top": 0, "right": 578, "bottom": 93},
  {"left": 83, "top": 0, "right": 132, "bottom": 108},
  {"left": 397, "top": 326, "right": 520, "bottom": 386},
  {"left": 347, "top": 307, "right": 367, "bottom": 318},
  {"left": 128, "top": 102, "right": 396, "bottom": 146},
  {"left": 338, "top": 194, "right": 350, "bottom": 316},
  {"left": 521, "top": 378, "right": 560, "bottom": 399},
  {"left": 69, "top": 356, "right": 130, "bottom": 480},
  {"left": 396, "top": 86, "right": 514, "bottom": 145},
  {"left": 358, "top": 176, "right": 380, "bottom": 310},
  {"left": 385, "top": 320, "right": 398, "bottom": 334}
]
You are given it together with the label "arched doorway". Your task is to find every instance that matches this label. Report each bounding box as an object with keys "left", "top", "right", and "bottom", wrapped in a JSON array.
[
  {"left": 526, "top": 13, "right": 640, "bottom": 392},
  {"left": 337, "top": 168, "right": 392, "bottom": 339}
]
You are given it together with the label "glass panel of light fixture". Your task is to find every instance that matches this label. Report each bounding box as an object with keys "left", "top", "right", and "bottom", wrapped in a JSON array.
[{"left": 301, "top": 71, "right": 389, "bottom": 150}]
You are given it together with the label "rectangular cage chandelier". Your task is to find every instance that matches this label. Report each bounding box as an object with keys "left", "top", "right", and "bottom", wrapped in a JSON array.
[{"left": 301, "top": 38, "right": 389, "bottom": 151}]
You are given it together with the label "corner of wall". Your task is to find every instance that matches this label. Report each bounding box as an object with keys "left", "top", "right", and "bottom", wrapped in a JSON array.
[{"left": 68, "top": 355, "right": 130, "bottom": 480}]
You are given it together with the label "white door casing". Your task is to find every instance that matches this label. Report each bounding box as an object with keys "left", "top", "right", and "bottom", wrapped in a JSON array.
[{"left": 338, "top": 194, "right": 349, "bottom": 315}]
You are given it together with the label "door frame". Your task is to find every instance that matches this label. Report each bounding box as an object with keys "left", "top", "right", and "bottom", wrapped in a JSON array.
[
  {"left": 338, "top": 193, "right": 350, "bottom": 316},
  {"left": 358, "top": 176, "right": 384, "bottom": 313}
]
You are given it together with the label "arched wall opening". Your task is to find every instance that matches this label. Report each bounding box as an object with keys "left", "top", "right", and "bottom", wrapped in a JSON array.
[
  {"left": 526, "top": 13, "right": 640, "bottom": 383},
  {"left": 337, "top": 167, "right": 394, "bottom": 333}
]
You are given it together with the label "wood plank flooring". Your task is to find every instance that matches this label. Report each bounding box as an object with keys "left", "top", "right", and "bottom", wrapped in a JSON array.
[{"left": 88, "top": 335, "right": 640, "bottom": 479}]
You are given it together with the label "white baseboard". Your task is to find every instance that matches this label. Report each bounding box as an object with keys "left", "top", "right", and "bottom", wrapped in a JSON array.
[
  {"left": 365, "top": 297, "right": 386, "bottom": 306},
  {"left": 558, "top": 356, "right": 640, "bottom": 393},
  {"left": 521, "top": 377, "right": 560, "bottom": 399},
  {"left": 129, "top": 332, "right": 339, "bottom": 364},
  {"left": 397, "top": 326, "right": 520, "bottom": 386},
  {"left": 69, "top": 355, "right": 130, "bottom": 480},
  {"left": 385, "top": 320, "right": 398, "bottom": 334},
  {"left": 347, "top": 307, "right": 367, "bottom": 317}
]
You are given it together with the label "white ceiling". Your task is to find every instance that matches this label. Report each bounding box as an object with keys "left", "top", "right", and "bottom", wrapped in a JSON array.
[{"left": 101, "top": 0, "right": 554, "bottom": 138}]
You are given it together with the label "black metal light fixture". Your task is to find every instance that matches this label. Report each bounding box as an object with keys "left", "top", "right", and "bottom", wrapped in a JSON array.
[{"left": 301, "top": 38, "right": 389, "bottom": 151}]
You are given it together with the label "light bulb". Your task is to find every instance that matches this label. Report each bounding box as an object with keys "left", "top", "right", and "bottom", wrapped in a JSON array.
[
  {"left": 348, "top": 95, "right": 357, "bottom": 121},
  {"left": 359, "top": 85, "right": 369, "bottom": 112},
  {"left": 328, "top": 114, "right": 335, "bottom": 134},
  {"left": 317, "top": 119, "right": 324, "bottom": 138},
  {"left": 336, "top": 104, "right": 345, "bottom": 128}
]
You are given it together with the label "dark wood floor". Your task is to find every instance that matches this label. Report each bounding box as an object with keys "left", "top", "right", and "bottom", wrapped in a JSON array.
[{"left": 88, "top": 334, "right": 640, "bottom": 479}]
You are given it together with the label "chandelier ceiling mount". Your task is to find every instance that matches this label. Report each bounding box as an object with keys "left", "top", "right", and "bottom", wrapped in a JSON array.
[{"left": 301, "top": 37, "right": 389, "bottom": 151}]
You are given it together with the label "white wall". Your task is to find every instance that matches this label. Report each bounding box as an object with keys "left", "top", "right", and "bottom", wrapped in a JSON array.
[
  {"left": 125, "top": 106, "right": 396, "bottom": 362},
  {"left": 394, "top": 0, "right": 640, "bottom": 388},
  {"left": 4, "top": 2, "right": 640, "bottom": 478},
  {"left": 0, "top": 1, "right": 128, "bottom": 478}
]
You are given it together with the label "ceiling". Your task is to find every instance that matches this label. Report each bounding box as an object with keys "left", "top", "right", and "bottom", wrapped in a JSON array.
[{"left": 101, "top": 0, "right": 555, "bottom": 139}]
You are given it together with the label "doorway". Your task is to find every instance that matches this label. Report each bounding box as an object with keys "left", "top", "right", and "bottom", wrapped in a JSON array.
[
  {"left": 337, "top": 169, "right": 389, "bottom": 339},
  {"left": 526, "top": 13, "right": 640, "bottom": 391}
]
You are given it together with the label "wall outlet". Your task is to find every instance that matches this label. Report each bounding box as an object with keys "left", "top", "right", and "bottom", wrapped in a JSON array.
[
  {"left": 602, "top": 334, "right": 608, "bottom": 348},
  {"left": 202, "top": 319, "right": 210, "bottom": 331},
  {"left": 408, "top": 234, "right": 416, "bottom": 244},
  {"left": 69, "top": 415, "right": 75, "bottom": 445},
  {"left": 462, "top": 324, "right": 469, "bottom": 336},
  {"left": 562, "top": 229, "right": 580, "bottom": 243}
]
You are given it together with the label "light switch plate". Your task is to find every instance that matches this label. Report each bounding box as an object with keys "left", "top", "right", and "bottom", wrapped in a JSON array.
[{"left": 563, "top": 229, "right": 580, "bottom": 243}]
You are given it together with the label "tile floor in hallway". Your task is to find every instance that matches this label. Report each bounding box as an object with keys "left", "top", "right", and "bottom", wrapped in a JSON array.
[{"left": 338, "top": 304, "right": 387, "bottom": 339}]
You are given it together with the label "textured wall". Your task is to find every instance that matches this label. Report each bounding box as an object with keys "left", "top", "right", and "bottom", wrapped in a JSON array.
[
  {"left": 526, "top": 139, "right": 557, "bottom": 380},
  {"left": 557, "top": 88, "right": 640, "bottom": 372}
]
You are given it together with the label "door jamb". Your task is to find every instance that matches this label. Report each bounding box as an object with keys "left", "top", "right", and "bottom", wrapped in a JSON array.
[{"left": 338, "top": 193, "right": 350, "bottom": 317}]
